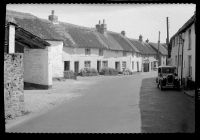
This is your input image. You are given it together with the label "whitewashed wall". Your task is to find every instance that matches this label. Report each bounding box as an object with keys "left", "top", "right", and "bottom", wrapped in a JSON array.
[
  {"left": 183, "top": 24, "right": 195, "bottom": 81},
  {"left": 46, "top": 40, "right": 64, "bottom": 78},
  {"left": 62, "top": 47, "right": 142, "bottom": 72},
  {"left": 24, "top": 47, "right": 52, "bottom": 87}
]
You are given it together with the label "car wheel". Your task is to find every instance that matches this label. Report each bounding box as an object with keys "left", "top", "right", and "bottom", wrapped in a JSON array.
[{"left": 159, "top": 82, "right": 163, "bottom": 90}]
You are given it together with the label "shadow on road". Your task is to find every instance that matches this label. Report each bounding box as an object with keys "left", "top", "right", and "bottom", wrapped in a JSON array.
[{"left": 139, "top": 77, "right": 195, "bottom": 133}]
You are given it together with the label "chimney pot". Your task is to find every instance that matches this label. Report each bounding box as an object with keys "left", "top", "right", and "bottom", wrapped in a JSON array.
[
  {"left": 103, "top": 19, "right": 105, "bottom": 24},
  {"left": 121, "top": 31, "right": 125, "bottom": 36},
  {"left": 139, "top": 35, "right": 143, "bottom": 42},
  {"left": 146, "top": 39, "right": 149, "bottom": 43}
]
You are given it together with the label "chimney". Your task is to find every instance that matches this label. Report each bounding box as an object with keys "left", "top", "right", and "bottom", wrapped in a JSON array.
[
  {"left": 48, "top": 10, "right": 58, "bottom": 24},
  {"left": 146, "top": 39, "right": 149, "bottom": 43},
  {"left": 121, "top": 31, "right": 125, "bottom": 36},
  {"left": 139, "top": 35, "right": 143, "bottom": 42},
  {"left": 95, "top": 20, "right": 101, "bottom": 32},
  {"left": 96, "top": 19, "right": 107, "bottom": 34}
]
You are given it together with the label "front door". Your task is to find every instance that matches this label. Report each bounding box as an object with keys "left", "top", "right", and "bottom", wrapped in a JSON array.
[
  {"left": 115, "top": 62, "right": 120, "bottom": 71},
  {"left": 137, "top": 62, "right": 139, "bottom": 72},
  {"left": 143, "top": 63, "right": 149, "bottom": 72},
  {"left": 74, "top": 61, "right": 79, "bottom": 75},
  {"left": 97, "top": 61, "right": 101, "bottom": 72}
]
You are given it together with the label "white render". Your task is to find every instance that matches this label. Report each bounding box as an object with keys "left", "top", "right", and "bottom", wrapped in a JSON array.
[
  {"left": 62, "top": 46, "right": 142, "bottom": 73},
  {"left": 46, "top": 40, "right": 64, "bottom": 78},
  {"left": 182, "top": 24, "right": 195, "bottom": 81},
  {"left": 23, "top": 47, "right": 52, "bottom": 87},
  {"left": 8, "top": 24, "right": 15, "bottom": 53},
  {"left": 171, "top": 23, "right": 195, "bottom": 82}
]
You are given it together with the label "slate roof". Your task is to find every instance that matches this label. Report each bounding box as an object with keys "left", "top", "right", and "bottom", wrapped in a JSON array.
[
  {"left": 148, "top": 42, "right": 168, "bottom": 56},
  {"left": 170, "top": 13, "right": 195, "bottom": 41}
]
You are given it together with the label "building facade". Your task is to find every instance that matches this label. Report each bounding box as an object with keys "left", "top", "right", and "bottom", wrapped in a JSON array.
[{"left": 170, "top": 14, "right": 195, "bottom": 88}]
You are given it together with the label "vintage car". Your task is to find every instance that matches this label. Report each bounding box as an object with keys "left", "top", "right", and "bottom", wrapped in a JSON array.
[{"left": 156, "top": 66, "right": 180, "bottom": 90}]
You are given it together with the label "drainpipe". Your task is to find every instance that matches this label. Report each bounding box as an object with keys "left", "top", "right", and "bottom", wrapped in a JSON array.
[
  {"left": 177, "top": 38, "right": 180, "bottom": 75},
  {"left": 181, "top": 36, "right": 184, "bottom": 86}
]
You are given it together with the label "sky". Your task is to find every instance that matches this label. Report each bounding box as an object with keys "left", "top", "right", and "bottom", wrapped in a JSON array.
[{"left": 6, "top": 4, "right": 196, "bottom": 43}]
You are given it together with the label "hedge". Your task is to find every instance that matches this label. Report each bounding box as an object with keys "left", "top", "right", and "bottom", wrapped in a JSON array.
[{"left": 80, "top": 68, "right": 98, "bottom": 76}]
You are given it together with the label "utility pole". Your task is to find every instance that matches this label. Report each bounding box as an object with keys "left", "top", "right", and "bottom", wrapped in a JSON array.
[
  {"left": 158, "top": 31, "right": 160, "bottom": 66},
  {"left": 166, "top": 17, "right": 170, "bottom": 65}
]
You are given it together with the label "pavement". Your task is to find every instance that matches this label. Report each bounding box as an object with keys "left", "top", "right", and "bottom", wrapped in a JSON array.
[
  {"left": 6, "top": 71, "right": 157, "bottom": 133},
  {"left": 183, "top": 90, "right": 195, "bottom": 98}
]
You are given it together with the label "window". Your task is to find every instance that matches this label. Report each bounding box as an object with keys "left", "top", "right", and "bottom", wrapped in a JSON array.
[
  {"left": 85, "top": 48, "right": 91, "bottom": 55},
  {"left": 64, "top": 61, "right": 70, "bottom": 71},
  {"left": 84, "top": 61, "right": 91, "bottom": 68},
  {"left": 188, "top": 29, "right": 191, "bottom": 50},
  {"left": 99, "top": 49, "right": 103, "bottom": 56},
  {"left": 175, "top": 55, "right": 178, "bottom": 66},
  {"left": 179, "top": 55, "right": 182, "bottom": 66},
  {"left": 154, "top": 61, "right": 157, "bottom": 68},
  {"left": 188, "top": 55, "right": 192, "bottom": 77},
  {"left": 122, "top": 61, "right": 126, "bottom": 69},
  {"left": 132, "top": 61, "right": 134, "bottom": 70},
  {"left": 102, "top": 61, "right": 108, "bottom": 68},
  {"left": 123, "top": 51, "right": 127, "bottom": 56}
]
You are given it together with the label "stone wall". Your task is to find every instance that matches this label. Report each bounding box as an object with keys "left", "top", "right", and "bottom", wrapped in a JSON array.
[{"left": 4, "top": 53, "right": 24, "bottom": 119}]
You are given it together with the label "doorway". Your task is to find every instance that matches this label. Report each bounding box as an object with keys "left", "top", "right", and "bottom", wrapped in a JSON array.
[
  {"left": 74, "top": 61, "right": 79, "bottom": 75},
  {"left": 97, "top": 61, "right": 101, "bottom": 72},
  {"left": 115, "top": 61, "right": 120, "bottom": 71},
  {"left": 143, "top": 63, "right": 149, "bottom": 72},
  {"left": 137, "top": 62, "right": 139, "bottom": 72}
]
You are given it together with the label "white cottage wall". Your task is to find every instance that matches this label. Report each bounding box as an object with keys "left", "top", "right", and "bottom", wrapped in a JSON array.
[
  {"left": 46, "top": 40, "right": 64, "bottom": 78},
  {"left": 24, "top": 47, "right": 52, "bottom": 88}
]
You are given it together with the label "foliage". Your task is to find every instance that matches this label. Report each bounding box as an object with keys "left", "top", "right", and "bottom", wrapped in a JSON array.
[
  {"left": 80, "top": 68, "right": 98, "bottom": 76},
  {"left": 100, "top": 67, "right": 118, "bottom": 75}
]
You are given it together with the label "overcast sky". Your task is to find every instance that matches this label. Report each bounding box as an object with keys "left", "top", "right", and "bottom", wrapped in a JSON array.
[{"left": 7, "top": 4, "right": 195, "bottom": 43}]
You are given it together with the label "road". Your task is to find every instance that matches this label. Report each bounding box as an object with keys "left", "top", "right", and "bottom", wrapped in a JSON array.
[
  {"left": 140, "top": 77, "right": 195, "bottom": 133},
  {"left": 7, "top": 72, "right": 195, "bottom": 133}
]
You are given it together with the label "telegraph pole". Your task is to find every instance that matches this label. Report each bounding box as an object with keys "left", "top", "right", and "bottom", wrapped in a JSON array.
[
  {"left": 166, "top": 17, "right": 170, "bottom": 65},
  {"left": 158, "top": 31, "right": 160, "bottom": 66}
]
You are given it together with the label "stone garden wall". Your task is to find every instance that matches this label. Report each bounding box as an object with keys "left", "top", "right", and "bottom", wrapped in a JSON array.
[{"left": 4, "top": 53, "right": 24, "bottom": 120}]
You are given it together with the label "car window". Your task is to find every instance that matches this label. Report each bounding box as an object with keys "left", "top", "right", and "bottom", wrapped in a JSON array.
[{"left": 162, "top": 68, "right": 175, "bottom": 73}]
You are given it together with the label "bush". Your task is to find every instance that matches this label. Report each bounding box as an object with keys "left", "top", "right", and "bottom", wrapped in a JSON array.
[
  {"left": 122, "top": 69, "right": 132, "bottom": 75},
  {"left": 64, "top": 70, "right": 76, "bottom": 79},
  {"left": 80, "top": 68, "right": 98, "bottom": 76},
  {"left": 100, "top": 67, "right": 118, "bottom": 75}
]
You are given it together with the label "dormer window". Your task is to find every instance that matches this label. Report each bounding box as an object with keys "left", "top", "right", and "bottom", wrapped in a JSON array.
[
  {"left": 85, "top": 48, "right": 91, "bottom": 55},
  {"left": 99, "top": 49, "right": 103, "bottom": 56},
  {"left": 123, "top": 51, "right": 127, "bottom": 56}
]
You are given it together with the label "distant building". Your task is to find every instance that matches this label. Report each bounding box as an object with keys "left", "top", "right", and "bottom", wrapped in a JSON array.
[{"left": 170, "top": 13, "right": 196, "bottom": 88}]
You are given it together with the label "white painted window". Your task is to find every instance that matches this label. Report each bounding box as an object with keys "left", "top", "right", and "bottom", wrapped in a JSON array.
[
  {"left": 64, "top": 61, "right": 70, "bottom": 71},
  {"left": 123, "top": 51, "right": 127, "bottom": 56},
  {"left": 132, "top": 61, "right": 134, "bottom": 70},
  {"left": 188, "top": 29, "right": 191, "bottom": 50},
  {"left": 84, "top": 61, "right": 91, "bottom": 68},
  {"left": 85, "top": 48, "right": 91, "bottom": 55},
  {"left": 122, "top": 61, "right": 126, "bottom": 69},
  {"left": 102, "top": 61, "right": 108, "bottom": 68},
  {"left": 99, "top": 49, "right": 103, "bottom": 56}
]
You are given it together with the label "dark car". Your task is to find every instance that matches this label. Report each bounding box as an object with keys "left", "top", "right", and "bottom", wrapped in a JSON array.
[{"left": 156, "top": 66, "right": 180, "bottom": 90}]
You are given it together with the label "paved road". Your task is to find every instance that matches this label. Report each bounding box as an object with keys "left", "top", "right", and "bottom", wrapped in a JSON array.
[
  {"left": 7, "top": 73, "right": 148, "bottom": 133},
  {"left": 7, "top": 72, "right": 195, "bottom": 133},
  {"left": 139, "top": 77, "right": 195, "bottom": 133}
]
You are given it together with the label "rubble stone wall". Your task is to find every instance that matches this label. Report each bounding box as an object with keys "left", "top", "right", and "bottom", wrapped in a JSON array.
[{"left": 4, "top": 53, "right": 24, "bottom": 119}]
